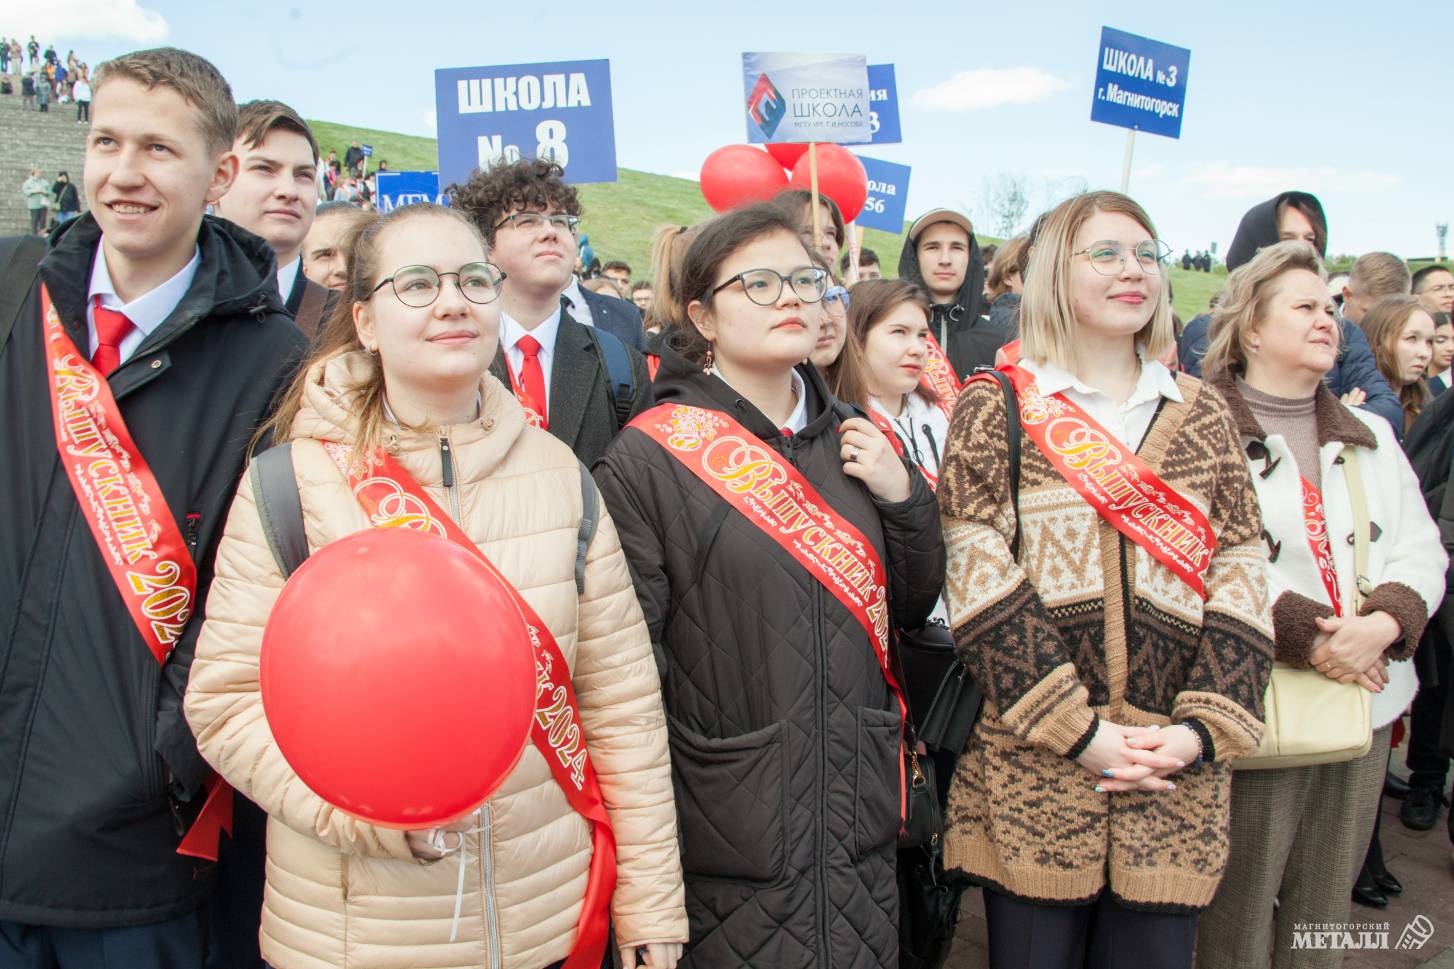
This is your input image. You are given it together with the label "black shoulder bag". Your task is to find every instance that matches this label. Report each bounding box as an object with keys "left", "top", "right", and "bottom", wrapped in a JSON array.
[{"left": 896, "top": 367, "right": 1021, "bottom": 969}]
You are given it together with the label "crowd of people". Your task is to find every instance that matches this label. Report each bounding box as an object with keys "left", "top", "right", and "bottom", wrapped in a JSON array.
[
  {"left": 1, "top": 34, "right": 93, "bottom": 120},
  {"left": 1, "top": 42, "right": 1452, "bottom": 969}
]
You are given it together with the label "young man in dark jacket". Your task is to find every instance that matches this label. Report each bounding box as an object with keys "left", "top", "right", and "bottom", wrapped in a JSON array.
[
  {"left": 0, "top": 48, "right": 305, "bottom": 967},
  {"left": 211, "top": 99, "right": 337, "bottom": 342},
  {"left": 1177, "top": 190, "right": 1403, "bottom": 434},
  {"left": 448, "top": 158, "right": 650, "bottom": 466},
  {"left": 897, "top": 208, "right": 1010, "bottom": 378}
]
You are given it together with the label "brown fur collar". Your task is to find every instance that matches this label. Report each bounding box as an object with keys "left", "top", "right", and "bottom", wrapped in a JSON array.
[{"left": 1207, "top": 370, "right": 1378, "bottom": 450}]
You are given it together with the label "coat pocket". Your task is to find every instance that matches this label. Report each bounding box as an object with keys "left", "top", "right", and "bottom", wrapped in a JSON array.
[
  {"left": 853, "top": 707, "right": 903, "bottom": 861},
  {"left": 668, "top": 717, "right": 788, "bottom": 883}
]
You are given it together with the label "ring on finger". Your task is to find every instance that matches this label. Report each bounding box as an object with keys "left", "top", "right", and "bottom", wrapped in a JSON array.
[{"left": 847, "top": 446, "right": 861, "bottom": 462}]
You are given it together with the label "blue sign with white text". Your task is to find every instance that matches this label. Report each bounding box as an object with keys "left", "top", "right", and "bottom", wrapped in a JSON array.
[
  {"left": 1090, "top": 27, "right": 1190, "bottom": 139},
  {"left": 854, "top": 156, "right": 911, "bottom": 233},
  {"left": 375, "top": 171, "right": 443, "bottom": 212},
  {"left": 435, "top": 59, "right": 617, "bottom": 187},
  {"left": 866, "top": 64, "right": 901, "bottom": 145}
]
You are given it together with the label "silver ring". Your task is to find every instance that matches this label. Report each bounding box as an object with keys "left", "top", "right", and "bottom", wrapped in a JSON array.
[{"left": 848, "top": 446, "right": 861, "bottom": 462}]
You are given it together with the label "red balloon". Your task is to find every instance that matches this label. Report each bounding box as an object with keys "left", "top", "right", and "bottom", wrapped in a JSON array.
[
  {"left": 261, "top": 528, "right": 536, "bottom": 828},
  {"left": 699, "top": 145, "right": 789, "bottom": 213},
  {"left": 788, "top": 144, "right": 869, "bottom": 222},
  {"left": 765, "top": 142, "right": 810, "bottom": 171}
]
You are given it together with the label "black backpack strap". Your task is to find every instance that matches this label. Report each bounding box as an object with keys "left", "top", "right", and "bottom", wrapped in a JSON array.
[
  {"left": 972, "top": 367, "right": 1022, "bottom": 558},
  {"left": 575, "top": 461, "right": 600, "bottom": 596},
  {"left": 0, "top": 234, "right": 47, "bottom": 354},
  {"left": 248, "top": 442, "right": 309, "bottom": 578},
  {"left": 588, "top": 326, "right": 636, "bottom": 429}
]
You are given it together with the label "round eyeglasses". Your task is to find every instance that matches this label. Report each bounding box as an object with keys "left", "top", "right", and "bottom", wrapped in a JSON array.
[
  {"left": 370, "top": 262, "right": 507, "bottom": 308},
  {"left": 1073, "top": 240, "right": 1172, "bottom": 276},
  {"left": 492, "top": 212, "right": 581, "bottom": 234},
  {"left": 823, "top": 285, "right": 851, "bottom": 309},
  {"left": 709, "top": 266, "right": 829, "bottom": 306}
]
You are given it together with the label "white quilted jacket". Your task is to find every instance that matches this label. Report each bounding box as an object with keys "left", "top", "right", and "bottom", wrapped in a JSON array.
[{"left": 186, "top": 351, "right": 687, "bottom": 969}]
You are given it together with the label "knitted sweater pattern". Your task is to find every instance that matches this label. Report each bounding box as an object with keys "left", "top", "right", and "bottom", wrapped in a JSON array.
[{"left": 937, "top": 373, "right": 1274, "bottom": 911}]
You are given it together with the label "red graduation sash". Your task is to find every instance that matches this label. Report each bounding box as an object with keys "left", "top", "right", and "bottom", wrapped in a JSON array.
[
  {"left": 920, "top": 331, "right": 960, "bottom": 421},
  {"left": 40, "top": 285, "right": 232, "bottom": 861},
  {"left": 627, "top": 403, "right": 907, "bottom": 815},
  {"left": 1299, "top": 476, "right": 1342, "bottom": 617},
  {"left": 978, "top": 363, "right": 1217, "bottom": 598},
  {"left": 646, "top": 353, "right": 662, "bottom": 381},
  {"left": 326, "top": 444, "right": 615, "bottom": 969}
]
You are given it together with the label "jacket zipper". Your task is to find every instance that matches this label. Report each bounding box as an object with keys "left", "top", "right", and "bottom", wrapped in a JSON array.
[
  {"left": 438, "top": 434, "right": 498, "bottom": 967},
  {"left": 813, "top": 586, "right": 830, "bottom": 964},
  {"left": 1117, "top": 537, "right": 1133, "bottom": 714}
]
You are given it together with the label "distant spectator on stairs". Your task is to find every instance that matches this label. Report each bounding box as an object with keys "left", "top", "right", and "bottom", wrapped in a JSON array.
[
  {"left": 10, "top": 40, "right": 23, "bottom": 76},
  {"left": 22, "top": 169, "right": 50, "bottom": 235},
  {"left": 74, "top": 75, "right": 90, "bottom": 123},
  {"left": 34, "top": 69, "right": 48, "bottom": 112},
  {"left": 1, "top": 39, "right": 9, "bottom": 75},
  {"left": 26, "top": 35, "right": 37, "bottom": 68},
  {"left": 52, "top": 171, "right": 80, "bottom": 224},
  {"left": 20, "top": 70, "right": 34, "bottom": 109}
]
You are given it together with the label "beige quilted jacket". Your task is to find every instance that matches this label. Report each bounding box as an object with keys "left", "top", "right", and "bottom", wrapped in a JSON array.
[{"left": 185, "top": 351, "right": 687, "bottom": 969}]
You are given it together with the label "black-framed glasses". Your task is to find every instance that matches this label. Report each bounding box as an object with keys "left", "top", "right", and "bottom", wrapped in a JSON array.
[
  {"left": 710, "top": 266, "right": 828, "bottom": 306},
  {"left": 1073, "top": 239, "right": 1172, "bottom": 276},
  {"left": 493, "top": 212, "right": 581, "bottom": 234},
  {"left": 370, "top": 262, "right": 506, "bottom": 307},
  {"left": 824, "top": 285, "right": 851, "bottom": 309}
]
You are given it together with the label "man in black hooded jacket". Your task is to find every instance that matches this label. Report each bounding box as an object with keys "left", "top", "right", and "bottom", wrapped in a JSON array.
[
  {"left": 1177, "top": 190, "right": 1402, "bottom": 434},
  {"left": 0, "top": 46, "right": 306, "bottom": 965},
  {"left": 898, "top": 208, "right": 1011, "bottom": 378}
]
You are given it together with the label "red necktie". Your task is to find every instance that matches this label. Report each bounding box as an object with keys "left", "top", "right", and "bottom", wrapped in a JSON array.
[
  {"left": 514, "top": 334, "right": 548, "bottom": 429},
  {"left": 91, "top": 299, "right": 135, "bottom": 376}
]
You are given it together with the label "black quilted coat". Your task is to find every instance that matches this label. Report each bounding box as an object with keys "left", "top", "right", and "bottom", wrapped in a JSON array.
[{"left": 594, "top": 348, "right": 945, "bottom": 968}]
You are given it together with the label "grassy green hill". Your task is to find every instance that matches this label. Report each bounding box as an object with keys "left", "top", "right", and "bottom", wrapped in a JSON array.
[{"left": 309, "top": 118, "right": 1230, "bottom": 320}]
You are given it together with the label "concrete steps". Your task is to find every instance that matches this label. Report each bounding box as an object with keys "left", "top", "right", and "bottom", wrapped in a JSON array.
[{"left": 0, "top": 83, "right": 88, "bottom": 234}]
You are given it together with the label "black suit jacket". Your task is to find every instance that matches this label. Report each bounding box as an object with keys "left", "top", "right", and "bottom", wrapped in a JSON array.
[
  {"left": 1430, "top": 374, "right": 1449, "bottom": 398},
  {"left": 284, "top": 262, "right": 339, "bottom": 344},
  {"left": 571, "top": 286, "right": 645, "bottom": 350},
  {"left": 490, "top": 310, "right": 652, "bottom": 466}
]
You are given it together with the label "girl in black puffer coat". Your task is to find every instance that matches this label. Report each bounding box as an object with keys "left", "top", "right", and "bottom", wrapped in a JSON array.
[{"left": 595, "top": 204, "right": 945, "bottom": 969}]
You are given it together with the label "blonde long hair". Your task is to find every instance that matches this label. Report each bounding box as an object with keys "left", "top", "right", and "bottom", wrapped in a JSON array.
[
  {"left": 1019, "top": 191, "right": 1173, "bottom": 370},
  {"left": 1202, "top": 241, "right": 1327, "bottom": 380},
  {"left": 254, "top": 203, "right": 487, "bottom": 459}
]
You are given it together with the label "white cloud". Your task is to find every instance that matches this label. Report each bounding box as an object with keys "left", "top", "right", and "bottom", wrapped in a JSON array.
[
  {"left": 1183, "top": 162, "right": 1399, "bottom": 198},
  {"left": 910, "top": 67, "right": 1071, "bottom": 112},
  {"left": 0, "top": 0, "right": 169, "bottom": 42},
  {"left": 1133, "top": 163, "right": 1164, "bottom": 180},
  {"left": 421, "top": 108, "right": 436, "bottom": 132}
]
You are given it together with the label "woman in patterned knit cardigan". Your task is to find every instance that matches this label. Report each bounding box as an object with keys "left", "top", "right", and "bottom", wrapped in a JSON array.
[{"left": 937, "top": 191, "right": 1275, "bottom": 969}]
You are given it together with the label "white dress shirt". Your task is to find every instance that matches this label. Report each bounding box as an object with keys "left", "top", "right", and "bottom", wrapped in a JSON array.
[
  {"left": 1020, "top": 355, "right": 1183, "bottom": 451},
  {"left": 870, "top": 390, "right": 951, "bottom": 479},
  {"left": 560, "top": 278, "right": 595, "bottom": 328},
  {"left": 87, "top": 241, "right": 201, "bottom": 364},
  {"left": 499, "top": 307, "right": 563, "bottom": 400},
  {"left": 276, "top": 257, "right": 301, "bottom": 304}
]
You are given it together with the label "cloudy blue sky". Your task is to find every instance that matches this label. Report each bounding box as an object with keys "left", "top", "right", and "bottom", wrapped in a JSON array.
[{"left": 6, "top": 0, "right": 1446, "bottom": 258}]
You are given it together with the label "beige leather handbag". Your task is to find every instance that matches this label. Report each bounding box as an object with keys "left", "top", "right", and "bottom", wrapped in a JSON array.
[{"left": 1236, "top": 447, "right": 1374, "bottom": 770}]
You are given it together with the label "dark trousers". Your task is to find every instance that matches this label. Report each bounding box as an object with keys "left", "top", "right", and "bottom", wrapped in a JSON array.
[
  {"left": 984, "top": 889, "right": 1196, "bottom": 969},
  {"left": 0, "top": 911, "right": 205, "bottom": 969},
  {"left": 202, "top": 794, "right": 267, "bottom": 969},
  {"left": 27, "top": 209, "right": 45, "bottom": 234},
  {"left": 1407, "top": 632, "right": 1450, "bottom": 792},
  {"left": 76, "top": 101, "right": 88, "bottom": 123}
]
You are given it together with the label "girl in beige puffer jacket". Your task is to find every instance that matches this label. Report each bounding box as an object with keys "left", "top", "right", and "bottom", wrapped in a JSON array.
[{"left": 185, "top": 204, "right": 687, "bottom": 969}]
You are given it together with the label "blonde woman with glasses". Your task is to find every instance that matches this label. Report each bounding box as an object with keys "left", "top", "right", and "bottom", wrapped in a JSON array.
[{"left": 937, "top": 191, "right": 1275, "bottom": 969}]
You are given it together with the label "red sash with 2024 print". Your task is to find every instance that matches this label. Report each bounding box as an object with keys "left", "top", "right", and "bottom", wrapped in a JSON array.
[
  {"left": 627, "top": 403, "right": 908, "bottom": 813},
  {"left": 40, "top": 285, "right": 232, "bottom": 861},
  {"left": 979, "top": 364, "right": 1217, "bottom": 598},
  {"left": 325, "top": 443, "right": 615, "bottom": 969},
  {"left": 920, "top": 331, "right": 960, "bottom": 421}
]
